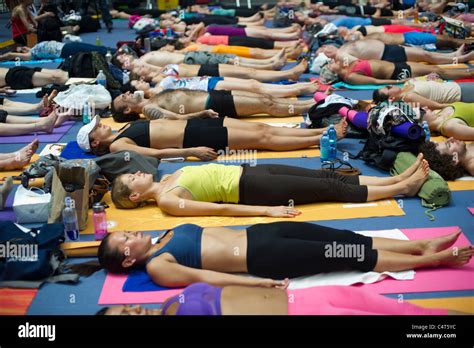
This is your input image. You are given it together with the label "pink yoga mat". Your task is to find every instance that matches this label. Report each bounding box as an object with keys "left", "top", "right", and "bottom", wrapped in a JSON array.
[
  {"left": 98, "top": 226, "right": 474, "bottom": 305},
  {"left": 469, "top": 208, "right": 474, "bottom": 215},
  {"left": 98, "top": 273, "right": 181, "bottom": 305},
  {"left": 358, "top": 226, "right": 474, "bottom": 294},
  {"left": 0, "top": 121, "right": 75, "bottom": 144}
]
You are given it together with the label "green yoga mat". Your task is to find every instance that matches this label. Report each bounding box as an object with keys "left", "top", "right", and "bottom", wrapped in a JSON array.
[{"left": 391, "top": 152, "right": 451, "bottom": 219}]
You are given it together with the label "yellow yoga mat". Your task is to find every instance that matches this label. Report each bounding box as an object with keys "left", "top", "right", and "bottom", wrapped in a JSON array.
[
  {"left": 101, "top": 116, "right": 320, "bottom": 159},
  {"left": 407, "top": 297, "right": 474, "bottom": 314},
  {"left": 81, "top": 192, "right": 404, "bottom": 234},
  {"left": 448, "top": 180, "right": 474, "bottom": 191}
]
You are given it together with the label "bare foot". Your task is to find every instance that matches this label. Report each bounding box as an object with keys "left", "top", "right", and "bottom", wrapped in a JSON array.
[
  {"left": 299, "top": 81, "right": 320, "bottom": 95},
  {"left": 403, "top": 159, "right": 430, "bottom": 196},
  {"left": 396, "top": 153, "right": 424, "bottom": 182},
  {"left": 37, "top": 110, "right": 58, "bottom": 133},
  {"left": 289, "top": 60, "right": 307, "bottom": 80},
  {"left": 18, "top": 139, "right": 39, "bottom": 162},
  {"left": 54, "top": 108, "right": 73, "bottom": 127},
  {"left": 433, "top": 246, "right": 474, "bottom": 267},
  {"left": 422, "top": 230, "right": 462, "bottom": 255}
]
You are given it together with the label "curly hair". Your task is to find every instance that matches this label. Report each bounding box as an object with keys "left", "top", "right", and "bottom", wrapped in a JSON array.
[{"left": 418, "top": 142, "right": 465, "bottom": 181}]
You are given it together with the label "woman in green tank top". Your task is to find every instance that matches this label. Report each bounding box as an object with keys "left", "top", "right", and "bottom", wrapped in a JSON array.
[
  {"left": 110, "top": 158, "right": 431, "bottom": 217},
  {"left": 423, "top": 102, "right": 474, "bottom": 140}
]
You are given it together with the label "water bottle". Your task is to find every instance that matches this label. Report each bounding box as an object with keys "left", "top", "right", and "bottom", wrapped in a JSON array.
[
  {"left": 328, "top": 124, "right": 337, "bottom": 160},
  {"left": 82, "top": 101, "right": 90, "bottom": 125},
  {"left": 144, "top": 37, "right": 151, "bottom": 53},
  {"left": 422, "top": 121, "right": 430, "bottom": 142},
  {"left": 146, "top": 0, "right": 152, "bottom": 9},
  {"left": 96, "top": 70, "right": 107, "bottom": 87},
  {"left": 92, "top": 202, "right": 108, "bottom": 240},
  {"left": 96, "top": 36, "right": 101, "bottom": 46},
  {"left": 105, "top": 50, "right": 113, "bottom": 64},
  {"left": 304, "top": 113, "right": 312, "bottom": 127},
  {"left": 320, "top": 131, "right": 329, "bottom": 162},
  {"left": 166, "top": 27, "right": 173, "bottom": 38},
  {"left": 62, "top": 197, "right": 80, "bottom": 241}
]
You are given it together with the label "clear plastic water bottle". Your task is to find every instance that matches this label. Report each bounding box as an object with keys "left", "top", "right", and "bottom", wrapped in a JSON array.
[
  {"left": 92, "top": 202, "right": 108, "bottom": 240},
  {"left": 62, "top": 197, "right": 80, "bottom": 241},
  {"left": 328, "top": 124, "right": 337, "bottom": 160},
  {"left": 320, "top": 131, "right": 329, "bottom": 162},
  {"left": 144, "top": 37, "right": 151, "bottom": 53},
  {"left": 105, "top": 50, "right": 113, "bottom": 64},
  {"left": 422, "top": 121, "right": 430, "bottom": 142},
  {"left": 96, "top": 70, "right": 107, "bottom": 87},
  {"left": 82, "top": 101, "right": 90, "bottom": 124}
]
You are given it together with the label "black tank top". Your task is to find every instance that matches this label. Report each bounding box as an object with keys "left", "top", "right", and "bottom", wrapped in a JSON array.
[{"left": 112, "top": 120, "right": 151, "bottom": 148}]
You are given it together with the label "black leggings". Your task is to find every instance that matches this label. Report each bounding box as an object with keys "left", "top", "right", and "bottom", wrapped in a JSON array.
[
  {"left": 238, "top": 164, "right": 368, "bottom": 205},
  {"left": 229, "top": 36, "right": 275, "bottom": 49},
  {"left": 247, "top": 222, "right": 378, "bottom": 279}
]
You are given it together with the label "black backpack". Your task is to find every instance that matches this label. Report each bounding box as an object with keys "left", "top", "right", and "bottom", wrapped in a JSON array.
[
  {"left": 37, "top": 16, "right": 63, "bottom": 42},
  {"left": 357, "top": 101, "right": 424, "bottom": 171},
  {"left": 60, "top": 52, "right": 122, "bottom": 89},
  {"left": 0, "top": 221, "right": 79, "bottom": 288}
]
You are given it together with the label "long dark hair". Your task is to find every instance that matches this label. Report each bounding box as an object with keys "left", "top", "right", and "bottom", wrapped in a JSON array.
[{"left": 68, "top": 233, "right": 129, "bottom": 276}]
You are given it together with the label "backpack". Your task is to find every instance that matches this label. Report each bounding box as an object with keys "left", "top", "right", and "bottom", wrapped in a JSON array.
[
  {"left": 273, "top": 7, "right": 296, "bottom": 28},
  {"left": 0, "top": 221, "right": 79, "bottom": 288},
  {"left": 438, "top": 16, "right": 469, "bottom": 39},
  {"left": 60, "top": 52, "right": 122, "bottom": 89},
  {"left": 37, "top": 16, "right": 63, "bottom": 42},
  {"left": 78, "top": 15, "right": 101, "bottom": 33},
  {"left": 357, "top": 101, "right": 425, "bottom": 171}
]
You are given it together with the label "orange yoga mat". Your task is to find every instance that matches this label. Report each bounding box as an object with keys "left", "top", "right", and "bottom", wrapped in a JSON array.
[
  {"left": 81, "top": 193, "right": 404, "bottom": 234},
  {"left": 101, "top": 116, "right": 320, "bottom": 159},
  {"left": 0, "top": 154, "right": 39, "bottom": 180},
  {"left": 0, "top": 288, "right": 38, "bottom": 315},
  {"left": 407, "top": 297, "right": 474, "bottom": 314}
]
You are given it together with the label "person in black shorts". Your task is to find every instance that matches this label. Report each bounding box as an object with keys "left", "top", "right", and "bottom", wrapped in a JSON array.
[
  {"left": 77, "top": 111, "right": 347, "bottom": 159},
  {"left": 0, "top": 67, "right": 68, "bottom": 90}
]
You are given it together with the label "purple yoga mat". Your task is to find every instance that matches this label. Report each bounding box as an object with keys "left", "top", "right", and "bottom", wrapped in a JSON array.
[
  {"left": 391, "top": 122, "right": 422, "bottom": 140},
  {"left": 351, "top": 112, "right": 422, "bottom": 140},
  {"left": 0, "top": 121, "right": 75, "bottom": 144},
  {"left": 0, "top": 187, "right": 16, "bottom": 221}
]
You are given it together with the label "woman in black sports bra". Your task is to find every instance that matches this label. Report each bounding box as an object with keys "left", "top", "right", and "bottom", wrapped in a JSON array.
[{"left": 76, "top": 114, "right": 348, "bottom": 161}]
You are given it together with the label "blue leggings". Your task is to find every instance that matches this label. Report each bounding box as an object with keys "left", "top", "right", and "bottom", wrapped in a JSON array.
[
  {"left": 60, "top": 43, "right": 108, "bottom": 58},
  {"left": 403, "top": 32, "right": 437, "bottom": 46}
]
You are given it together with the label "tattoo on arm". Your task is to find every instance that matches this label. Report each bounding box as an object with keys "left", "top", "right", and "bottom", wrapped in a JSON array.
[{"left": 143, "top": 106, "right": 165, "bottom": 120}]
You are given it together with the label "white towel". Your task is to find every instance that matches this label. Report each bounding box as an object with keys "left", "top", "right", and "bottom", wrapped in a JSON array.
[{"left": 288, "top": 229, "right": 414, "bottom": 289}]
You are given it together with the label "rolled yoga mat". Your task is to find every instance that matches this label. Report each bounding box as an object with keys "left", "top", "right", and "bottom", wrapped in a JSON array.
[
  {"left": 314, "top": 93, "right": 423, "bottom": 140},
  {"left": 391, "top": 152, "right": 451, "bottom": 208}
]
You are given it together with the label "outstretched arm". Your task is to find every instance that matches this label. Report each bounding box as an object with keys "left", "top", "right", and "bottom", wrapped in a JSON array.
[
  {"left": 159, "top": 195, "right": 301, "bottom": 217},
  {"left": 143, "top": 104, "right": 219, "bottom": 120},
  {"left": 0, "top": 51, "right": 32, "bottom": 61},
  {"left": 442, "top": 122, "right": 474, "bottom": 141},
  {"left": 148, "top": 259, "right": 284, "bottom": 288}
]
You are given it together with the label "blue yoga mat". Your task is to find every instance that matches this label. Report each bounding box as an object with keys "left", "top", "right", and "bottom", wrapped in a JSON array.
[
  {"left": 0, "top": 58, "right": 64, "bottom": 66},
  {"left": 333, "top": 81, "right": 404, "bottom": 90},
  {"left": 122, "top": 269, "right": 175, "bottom": 292},
  {"left": 61, "top": 141, "right": 97, "bottom": 160}
]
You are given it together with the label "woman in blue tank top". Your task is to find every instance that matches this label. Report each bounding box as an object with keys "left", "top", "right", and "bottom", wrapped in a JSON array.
[{"left": 94, "top": 221, "right": 470, "bottom": 290}]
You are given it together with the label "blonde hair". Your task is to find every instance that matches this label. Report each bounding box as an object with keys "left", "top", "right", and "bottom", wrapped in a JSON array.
[{"left": 111, "top": 175, "right": 140, "bottom": 209}]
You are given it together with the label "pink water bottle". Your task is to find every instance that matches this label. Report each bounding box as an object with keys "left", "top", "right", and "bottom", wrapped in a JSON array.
[{"left": 92, "top": 202, "right": 108, "bottom": 240}]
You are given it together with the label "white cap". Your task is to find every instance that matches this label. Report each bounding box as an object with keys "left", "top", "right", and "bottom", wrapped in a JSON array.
[{"left": 76, "top": 115, "right": 99, "bottom": 152}]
